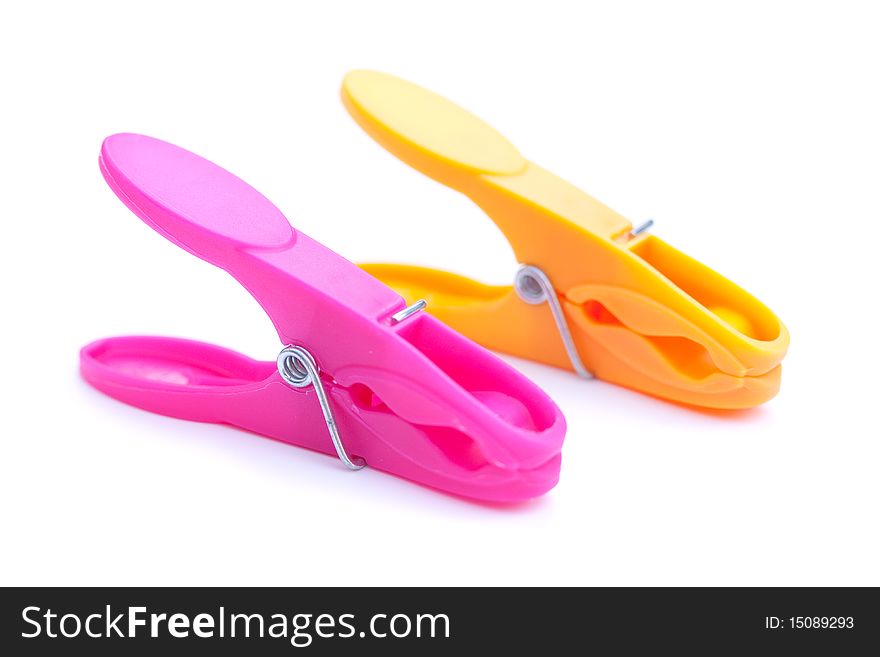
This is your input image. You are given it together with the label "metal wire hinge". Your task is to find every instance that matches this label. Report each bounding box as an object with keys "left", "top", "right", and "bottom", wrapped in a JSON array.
[
  {"left": 276, "top": 345, "right": 365, "bottom": 470},
  {"left": 514, "top": 265, "right": 594, "bottom": 379}
]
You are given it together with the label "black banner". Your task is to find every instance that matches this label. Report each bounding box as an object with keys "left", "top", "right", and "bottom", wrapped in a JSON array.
[{"left": 1, "top": 587, "right": 876, "bottom": 654}]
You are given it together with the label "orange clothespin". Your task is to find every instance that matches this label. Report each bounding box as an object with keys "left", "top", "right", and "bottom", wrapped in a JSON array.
[{"left": 341, "top": 70, "right": 789, "bottom": 409}]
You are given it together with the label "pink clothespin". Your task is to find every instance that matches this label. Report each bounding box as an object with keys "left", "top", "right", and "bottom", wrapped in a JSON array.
[{"left": 80, "top": 134, "right": 565, "bottom": 502}]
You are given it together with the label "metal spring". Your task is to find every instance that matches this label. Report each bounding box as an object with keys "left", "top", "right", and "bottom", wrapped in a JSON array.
[
  {"left": 514, "top": 265, "right": 594, "bottom": 379},
  {"left": 277, "top": 345, "right": 365, "bottom": 470}
]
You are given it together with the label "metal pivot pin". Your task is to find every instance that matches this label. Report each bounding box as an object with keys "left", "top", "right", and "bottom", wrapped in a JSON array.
[
  {"left": 514, "top": 265, "right": 594, "bottom": 379},
  {"left": 390, "top": 299, "right": 427, "bottom": 324},
  {"left": 276, "top": 345, "right": 365, "bottom": 470},
  {"left": 628, "top": 219, "right": 654, "bottom": 239}
]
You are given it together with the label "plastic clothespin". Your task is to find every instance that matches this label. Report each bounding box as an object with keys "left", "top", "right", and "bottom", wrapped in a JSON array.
[
  {"left": 341, "top": 70, "right": 790, "bottom": 409},
  {"left": 80, "top": 134, "right": 565, "bottom": 502}
]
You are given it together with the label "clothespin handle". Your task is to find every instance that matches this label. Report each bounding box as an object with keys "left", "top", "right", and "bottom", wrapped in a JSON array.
[
  {"left": 100, "top": 134, "right": 404, "bottom": 362},
  {"left": 342, "top": 70, "right": 637, "bottom": 290}
]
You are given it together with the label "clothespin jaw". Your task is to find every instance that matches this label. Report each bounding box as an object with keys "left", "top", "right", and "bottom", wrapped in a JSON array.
[
  {"left": 342, "top": 70, "right": 789, "bottom": 409},
  {"left": 80, "top": 133, "right": 565, "bottom": 502}
]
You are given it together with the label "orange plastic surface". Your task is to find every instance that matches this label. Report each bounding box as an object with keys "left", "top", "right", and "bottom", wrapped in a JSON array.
[{"left": 343, "top": 70, "right": 789, "bottom": 409}]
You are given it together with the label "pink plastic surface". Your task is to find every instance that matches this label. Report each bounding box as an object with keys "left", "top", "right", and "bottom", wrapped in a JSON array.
[{"left": 81, "top": 134, "right": 566, "bottom": 502}]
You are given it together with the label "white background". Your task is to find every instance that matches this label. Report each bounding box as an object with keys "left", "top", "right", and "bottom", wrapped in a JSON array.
[{"left": 1, "top": 1, "right": 878, "bottom": 586}]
